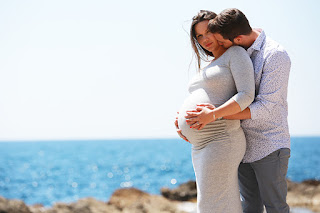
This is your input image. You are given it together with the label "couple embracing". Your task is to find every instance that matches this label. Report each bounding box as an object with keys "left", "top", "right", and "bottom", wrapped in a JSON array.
[{"left": 175, "top": 8, "right": 291, "bottom": 213}]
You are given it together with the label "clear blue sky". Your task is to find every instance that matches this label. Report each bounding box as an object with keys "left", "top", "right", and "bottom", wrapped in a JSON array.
[{"left": 0, "top": 0, "right": 319, "bottom": 141}]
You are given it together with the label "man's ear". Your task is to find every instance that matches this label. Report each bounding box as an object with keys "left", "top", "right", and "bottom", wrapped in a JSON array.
[{"left": 234, "top": 35, "right": 243, "bottom": 44}]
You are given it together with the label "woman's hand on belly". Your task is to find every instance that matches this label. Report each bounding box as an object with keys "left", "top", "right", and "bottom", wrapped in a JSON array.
[
  {"left": 174, "top": 112, "right": 189, "bottom": 142},
  {"left": 186, "top": 105, "right": 216, "bottom": 130}
]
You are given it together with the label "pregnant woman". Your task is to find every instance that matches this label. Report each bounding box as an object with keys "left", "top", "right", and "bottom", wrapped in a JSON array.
[{"left": 176, "top": 10, "right": 255, "bottom": 212}]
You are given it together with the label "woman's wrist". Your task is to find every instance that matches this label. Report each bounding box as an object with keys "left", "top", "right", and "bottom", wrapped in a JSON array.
[{"left": 211, "top": 110, "right": 217, "bottom": 122}]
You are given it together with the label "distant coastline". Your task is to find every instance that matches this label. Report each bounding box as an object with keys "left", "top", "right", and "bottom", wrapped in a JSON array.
[{"left": 0, "top": 135, "right": 319, "bottom": 143}]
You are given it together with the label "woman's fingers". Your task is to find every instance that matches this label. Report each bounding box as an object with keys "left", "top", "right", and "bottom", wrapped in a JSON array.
[
  {"left": 189, "top": 123, "right": 199, "bottom": 129},
  {"left": 177, "top": 129, "right": 189, "bottom": 142},
  {"left": 185, "top": 117, "right": 198, "bottom": 125},
  {"left": 174, "top": 117, "right": 179, "bottom": 129},
  {"left": 195, "top": 106, "right": 204, "bottom": 111},
  {"left": 175, "top": 113, "right": 189, "bottom": 142},
  {"left": 198, "top": 124, "right": 205, "bottom": 130},
  {"left": 189, "top": 120, "right": 203, "bottom": 129}
]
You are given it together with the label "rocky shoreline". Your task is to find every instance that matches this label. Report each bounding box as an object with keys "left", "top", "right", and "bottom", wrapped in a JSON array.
[{"left": 0, "top": 179, "right": 319, "bottom": 213}]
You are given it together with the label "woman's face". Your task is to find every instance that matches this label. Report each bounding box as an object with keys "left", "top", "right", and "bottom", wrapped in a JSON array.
[{"left": 194, "top": 20, "right": 219, "bottom": 53}]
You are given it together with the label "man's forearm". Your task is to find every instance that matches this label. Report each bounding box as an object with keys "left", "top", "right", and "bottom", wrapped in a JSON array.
[{"left": 223, "top": 107, "right": 251, "bottom": 120}]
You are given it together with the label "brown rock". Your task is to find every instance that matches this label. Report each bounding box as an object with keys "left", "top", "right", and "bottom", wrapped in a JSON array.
[
  {"left": 43, "top": 198, "right": 119, "bottom": 213},
  {"left": 28, "top": 204, "right": 47, "bottom": 213},
  {"left": 302, "top": 179, "right": 320, "bottom": 186},
  {"left": 70, "top": 197, "right": 119, "bottom": 213},
  {"left": 0, "top": 196, "right": 32, "bottom": 213},
  {"left": 108, "top": 187, "right": 185, "bottom": 213},
  {"left": 108, "top": 187, "right": 150, "bottom": 209},
  {"left": 287, "top": 179, "right": 320, "bottom": 213},
  {"left": 161, "top": 181, "right": 197, "bottom": 201}
]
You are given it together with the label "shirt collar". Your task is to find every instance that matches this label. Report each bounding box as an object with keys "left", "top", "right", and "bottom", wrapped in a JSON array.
[{"left": 247, "top": 29, "right": 266, "bottom": 55}]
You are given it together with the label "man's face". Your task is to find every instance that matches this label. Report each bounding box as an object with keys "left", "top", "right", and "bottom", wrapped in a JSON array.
[{"left": 213, "top": 33, "right": 233, "bottom": 48}]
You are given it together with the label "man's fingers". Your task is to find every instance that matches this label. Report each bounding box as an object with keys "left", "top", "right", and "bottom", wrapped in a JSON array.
[
  {"left": 185, "top": 109, "right": 199, "bottom": 114},
  {"left": 197, "top": 103, "right": 211, "bottom": 106},
  {"left": 186, "top": 109, "right": 198, "bottom": 112},
  {"left": 185, "top": 111, "right": 199, "bottom": 117},
  {"left": 197, "top": 103, "right": 216, "bottom": 109}
]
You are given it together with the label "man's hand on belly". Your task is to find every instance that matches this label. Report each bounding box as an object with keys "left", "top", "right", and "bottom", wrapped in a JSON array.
[{"left": 196, "top": 103, "right": 216, "bottom": 110}]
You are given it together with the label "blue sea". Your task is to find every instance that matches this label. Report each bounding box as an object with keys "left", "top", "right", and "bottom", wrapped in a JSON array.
[{"left": 0, "top": 137, "right": 319, "bottom": 207}]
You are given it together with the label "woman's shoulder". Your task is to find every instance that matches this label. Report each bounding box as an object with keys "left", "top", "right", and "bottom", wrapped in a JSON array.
[
  {"left": 226, "top": 45, "right": 247, "bottom": 55},
  {"left": 224, "top": 46, "right": 250, "bottom": 62}
]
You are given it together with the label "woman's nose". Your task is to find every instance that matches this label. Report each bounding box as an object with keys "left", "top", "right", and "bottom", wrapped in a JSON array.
[{"left": 203, "top": 35, "right": 209, "bottom": 41}]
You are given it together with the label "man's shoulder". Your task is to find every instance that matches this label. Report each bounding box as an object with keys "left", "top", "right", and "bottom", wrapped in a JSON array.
[
  {"left": 259, "top": 37, "right": 291, "bottom": 69},
  {"left": 264, "top": 36, "right": 289, "bottom": 58},
  {"left": 255, "top": 36, "right": 290, "bottom": 66}
]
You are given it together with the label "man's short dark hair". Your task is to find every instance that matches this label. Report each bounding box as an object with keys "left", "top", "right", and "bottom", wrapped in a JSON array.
[{"left": 208, "top": 8, "right": 252, "bottom": 41}]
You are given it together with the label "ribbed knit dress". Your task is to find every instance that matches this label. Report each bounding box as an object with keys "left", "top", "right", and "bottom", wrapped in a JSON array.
[{"left": 178, "top": 46, "right": 255, "bottom": 213}]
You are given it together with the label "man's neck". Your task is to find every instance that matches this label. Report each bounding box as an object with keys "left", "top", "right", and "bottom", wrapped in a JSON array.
[
  {"left": 240, "top": 29, "right": 260, "bottom": 49},
  {"left": 246, "top": 30, "right": 260, "bottom": 48}
]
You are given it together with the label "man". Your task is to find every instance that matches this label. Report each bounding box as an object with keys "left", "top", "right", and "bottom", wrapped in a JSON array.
[{"left": 176, "top": 8, "right": 291, "bottom": 213}]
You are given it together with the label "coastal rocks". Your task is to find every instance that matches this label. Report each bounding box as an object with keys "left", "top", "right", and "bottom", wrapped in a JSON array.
[
  {"left": 108, "top": 188, "right": 185, "bottom": 213},
  {"left": 35, "top": 198, "right": 119, "bottom": 213},
  {"left": 161, "top": 181, "right": 197, "bottom": 201},
  {"left": 0, "top": 196, "right": 32, "bottom": 213},
  {"left": 161, "top": 179, "right": 320, "bottom": 212},
  {"left": 15, "top": 197, "right": 120, "bottom": 213},
  {"left": 1, "top": 188, "right": 185, "bottom": 213},
  {"left": 1, "top": 179, "right": 320, "bottom": 213},
  {"left": 287, "top": 179, "right": 320, "bottom": 213}
]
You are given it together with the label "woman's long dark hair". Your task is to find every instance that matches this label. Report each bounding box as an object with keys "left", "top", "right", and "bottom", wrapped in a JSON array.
[{"left": 190, "top": 10, "right": 217, "bottom": 71}]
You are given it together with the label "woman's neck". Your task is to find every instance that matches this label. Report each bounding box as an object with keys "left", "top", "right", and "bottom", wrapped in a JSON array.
[{"left": 211, "top": 46, "right": 227, "bottom": 61}]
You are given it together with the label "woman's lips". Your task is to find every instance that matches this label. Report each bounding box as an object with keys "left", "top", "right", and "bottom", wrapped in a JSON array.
[{"left": 206, "top": 42, "right": 213, "bottom": 48}]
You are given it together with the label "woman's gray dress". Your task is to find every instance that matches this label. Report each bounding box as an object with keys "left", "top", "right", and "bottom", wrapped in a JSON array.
[{"left": 178, "top": 46, "right": 255, "bottom": 213}]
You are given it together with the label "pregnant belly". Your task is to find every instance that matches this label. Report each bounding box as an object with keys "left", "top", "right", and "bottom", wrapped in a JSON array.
[{"left": 177, "top": 89, "right": 229, "bottom": 148}]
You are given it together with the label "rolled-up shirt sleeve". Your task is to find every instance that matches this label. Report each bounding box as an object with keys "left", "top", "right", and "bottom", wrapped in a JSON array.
[{"left": 249, "top": 50, "right": 291, "bottom": 120}]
